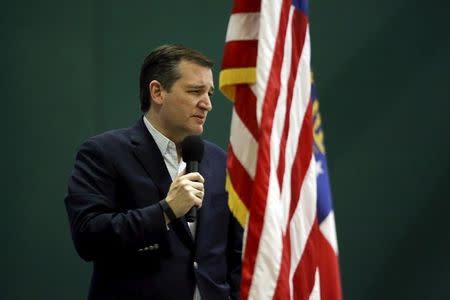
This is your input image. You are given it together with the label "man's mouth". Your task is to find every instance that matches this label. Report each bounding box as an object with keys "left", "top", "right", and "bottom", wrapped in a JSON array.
[{"left": 193, "top": 115, "right": 206, "bottom": 121}]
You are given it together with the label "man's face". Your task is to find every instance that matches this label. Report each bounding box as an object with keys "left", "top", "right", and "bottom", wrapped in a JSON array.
[{"left": 157, "top": 60, "right": 214, "bottom": 142}]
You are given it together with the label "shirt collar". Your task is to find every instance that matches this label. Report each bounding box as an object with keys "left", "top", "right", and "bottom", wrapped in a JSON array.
[{"left": 143, "top": 115, "right": 175, "bottom": 156}]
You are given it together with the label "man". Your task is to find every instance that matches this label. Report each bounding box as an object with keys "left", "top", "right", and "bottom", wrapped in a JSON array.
[{"left": 65, "top": 44, "right": 242, "bottom": 300}]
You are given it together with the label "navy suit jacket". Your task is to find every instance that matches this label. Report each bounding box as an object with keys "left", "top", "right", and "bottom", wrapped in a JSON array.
[{"left": 65, "top": 119, "right": 242, "bottom": 300}]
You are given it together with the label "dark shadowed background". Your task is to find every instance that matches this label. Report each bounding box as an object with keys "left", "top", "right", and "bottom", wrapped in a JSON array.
[{"left": 2, "top": 0, "right": 449, "bottom": 299}]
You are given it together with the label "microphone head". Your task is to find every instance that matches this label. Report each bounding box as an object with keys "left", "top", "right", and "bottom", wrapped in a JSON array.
[{"left": 181, "top": 135, "right": 204, "bottom": 162}]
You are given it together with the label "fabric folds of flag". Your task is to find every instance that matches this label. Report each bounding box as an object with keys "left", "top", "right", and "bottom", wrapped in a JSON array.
[{"left": 220, "top": 0, "right": 342, "bottom": 299}]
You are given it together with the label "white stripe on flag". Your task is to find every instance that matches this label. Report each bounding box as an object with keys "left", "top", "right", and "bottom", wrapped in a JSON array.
[
  {"left": 308, "top": 268, "right": 322, "bottom": 300},
  {"left": 225, "top": 13, "right": 260, "bottom": 42},
  {"left": 248, "top": 167, "right": 283, "bottom": 299},
  {"left": 255, "top": 0, "right": 283, "bottom": 126},
  {"left": 298, "top": 27, "right": 311, "bottom": 107},
  {"left": 229, "top": 109, "right": 258, "bottom": 178},
  {"left": 289, "top": 156, "right": 317, "bottom": 293},
  {"left": 319, "top": 212, "right": 339, "bottom": 254}
]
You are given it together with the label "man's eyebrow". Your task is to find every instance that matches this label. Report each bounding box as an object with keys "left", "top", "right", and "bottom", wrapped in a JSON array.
[
  {"left": 186, "top": 84, "right": 206, "bottom": 88},
  {"left": 186, "top": 84, "right": 215, "bottom": 92}
]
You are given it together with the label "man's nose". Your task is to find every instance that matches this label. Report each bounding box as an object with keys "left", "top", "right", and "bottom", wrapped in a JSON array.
[{"left": 198, "top": 94, "right": 212, "bottom": 112}]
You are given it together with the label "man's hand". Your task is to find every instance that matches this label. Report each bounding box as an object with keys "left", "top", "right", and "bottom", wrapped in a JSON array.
[{"left": 165, "top": 172, "right": 204, "bottom": 221}]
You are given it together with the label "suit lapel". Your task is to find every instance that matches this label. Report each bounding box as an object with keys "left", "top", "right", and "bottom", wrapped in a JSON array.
[{"left": 130, "top": 118, "right": 194, "bottom": 249}]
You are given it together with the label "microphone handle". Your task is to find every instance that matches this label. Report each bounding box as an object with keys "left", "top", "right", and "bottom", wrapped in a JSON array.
[
  {"left": 185, "top": 161, "right": 199, "bottom": 222},
  {"left": 185, "top": 206, "right": 197, "bottom": 222}
]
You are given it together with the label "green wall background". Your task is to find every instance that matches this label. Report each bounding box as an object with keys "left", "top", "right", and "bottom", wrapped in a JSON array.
[{"left": 2, "top": 0, "right": 449, "bottom": 299}]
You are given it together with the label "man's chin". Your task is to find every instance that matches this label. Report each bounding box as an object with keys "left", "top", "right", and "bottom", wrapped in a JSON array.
[{"left": 186, "top": 126, "right": 203, "bottom": 136}]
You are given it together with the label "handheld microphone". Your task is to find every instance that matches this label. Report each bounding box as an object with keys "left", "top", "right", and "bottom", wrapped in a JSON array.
[{"left": 181, "top": 135, "right": 204, "bottom": 222}]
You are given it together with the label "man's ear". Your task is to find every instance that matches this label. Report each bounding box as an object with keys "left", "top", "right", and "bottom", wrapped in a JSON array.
[{"left": 149, "top": 80, "right": 165, "bottom": 105}]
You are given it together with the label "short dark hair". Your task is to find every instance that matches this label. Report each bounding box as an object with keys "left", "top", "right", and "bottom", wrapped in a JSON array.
[{"left": 139, "top": 44, "right": 213, "bottom": 112}]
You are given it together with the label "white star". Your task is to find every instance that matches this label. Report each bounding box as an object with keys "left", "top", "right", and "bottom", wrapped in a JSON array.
[{"left": 315, "top": 159, "right": 324, "bottom": 177}]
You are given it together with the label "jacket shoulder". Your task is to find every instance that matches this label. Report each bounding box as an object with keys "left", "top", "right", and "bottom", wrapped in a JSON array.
[
  {"left": 78, "top": 127, "right": 134, "bottom": 151},
  {"left": 204, "top": 140, "right": 226, "bottom": 158},
  {"left": 203, "top": 140, "right": 227, "bottom": 172}
]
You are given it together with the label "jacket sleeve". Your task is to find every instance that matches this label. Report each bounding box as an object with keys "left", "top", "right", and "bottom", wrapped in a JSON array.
[
  {"left": 227, "top": 212, "right": 243, "bottom": 300},
  {"left": 64, "top": 138, "right": 168, "bottom": 261}
]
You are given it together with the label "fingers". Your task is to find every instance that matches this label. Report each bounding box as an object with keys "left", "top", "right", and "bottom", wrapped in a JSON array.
[
  {"left": 165, "top": 173, "right": 206, "bottom": 217},
  {"left": 179, "top": 172, "right": 205, "bottom": 183},
  {"left": 174, "top": 172, "right": 204, "bottom": 194},
  {"left": 188, "top": 181, "right": 204, "bottom": 192},
  {"left": 191, "top": 190, "right": 204, "bottom": 208},
  {"left": 192, "top": 189, "right": 204, "bottom": 200},
  {"left": 194, "top": 190, "right": 204, "bottom": 198},
  {"left": 184, "top": 185, "right": 204, "bottom": 207}
]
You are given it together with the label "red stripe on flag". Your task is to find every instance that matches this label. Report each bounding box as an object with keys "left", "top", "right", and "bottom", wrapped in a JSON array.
[
  {"left": 293, "top": 220, "right": 320, "bottom": 300},
  {"left": 232, "top": 0, "right": 261, "bottom": 13},
  {"left": 240, "top": 0, "right": 292, "bottom": 298},
  {"left": 221, "top": 41, "right": 258, "bottom": 69},
  {"left": 317, "top": 229, "right": 343, "bottom": 300},
  {"left": 227, "top": 145, "right": 254, "bottom": 208},
  {"left": 235, "top": 85, "right": 259, "bottom": 140},
  {"left": 288, "top": 102, "right": 313, "bottom": 220},
  {"left": 273, "top": 100, "right": 313, "bottom": 299},
  {"left": 274, "top": 231, "right": 294, "bottom": 299},
  {"left": 276, "top": 10, "right": 308, "bottom": 188}
]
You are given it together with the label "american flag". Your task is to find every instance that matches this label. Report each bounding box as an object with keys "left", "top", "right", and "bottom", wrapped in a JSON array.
[{"left": 219, "top": 0, "right": 342, "bottom": 299}]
